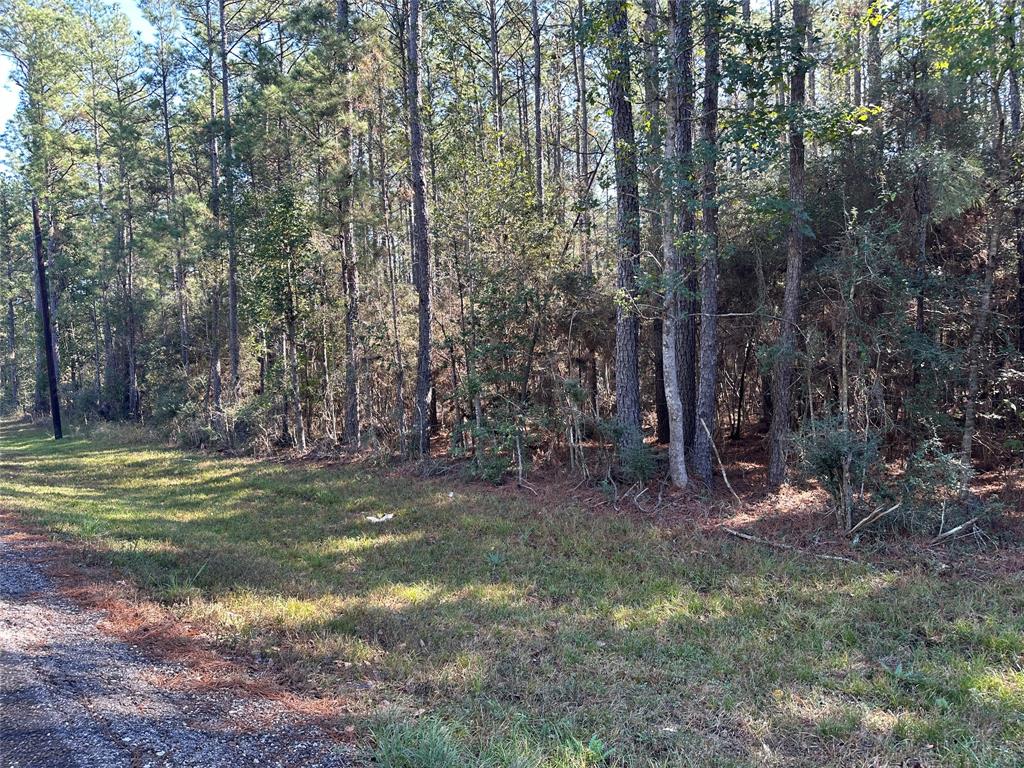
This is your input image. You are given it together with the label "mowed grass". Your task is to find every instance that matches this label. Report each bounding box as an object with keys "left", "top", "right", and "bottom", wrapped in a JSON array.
[{"left": 1, "top": 420, "right": 1022, "bottom": 767}]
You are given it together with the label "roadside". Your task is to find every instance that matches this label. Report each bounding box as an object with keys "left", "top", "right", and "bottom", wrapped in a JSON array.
[
  {"left": 0, "top": 524, "right": 356, "bottom": 768},
  {"left": 2, "top": 419, "right": 1022, "bottom": 767}
]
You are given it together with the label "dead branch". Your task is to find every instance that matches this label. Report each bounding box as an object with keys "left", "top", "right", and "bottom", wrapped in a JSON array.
[
  {"left": 723, "top": 527, "right": 861, "bottom": 565},
  {"left": 846, "top": 502, "right": 901, "bottom": 537},
  {"left": 929, "top": 517, "right": 979, "bottom": 546}
]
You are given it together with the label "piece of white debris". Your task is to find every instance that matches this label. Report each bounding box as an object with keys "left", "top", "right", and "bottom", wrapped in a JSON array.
[{"left": 364, "top": 513, "right": 395, "bottom": 523}]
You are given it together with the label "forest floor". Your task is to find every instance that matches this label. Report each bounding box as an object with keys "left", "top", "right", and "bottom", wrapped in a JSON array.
[{"left": 0, "top": 418, "right": 1021, "bottom": 767}]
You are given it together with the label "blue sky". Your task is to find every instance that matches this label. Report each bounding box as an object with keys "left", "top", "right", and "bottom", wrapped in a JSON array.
[{"left": 0, "top": 0, "right": 155, "bottom": 136}]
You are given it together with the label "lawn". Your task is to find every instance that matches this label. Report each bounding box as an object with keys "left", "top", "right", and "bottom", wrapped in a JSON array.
[{"left": 1, "top": 419, "right": 1021, "bottom": 767}]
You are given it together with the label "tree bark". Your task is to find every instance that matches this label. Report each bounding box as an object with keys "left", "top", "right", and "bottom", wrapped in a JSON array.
[
  {"left": 960, "top": 209, "right": 1000, "bottom": 492},
  {"left": 642, "top": 0, "right": 669, "bottom": 445},
  {"left": 661, "top": 0, "right": 695, "bottom": 488},
  {"left": 606, "top": 0, "right": 643, "bottom": 455},
  {"left": 693, "top": 0, "right": 721, "bottom": 486},
  {"left": 31, "top": 197, "right": 61, "bottom": 439},
  {"left": 157, "top": 32, "right": 188, "bottom": 371},
  {"left": 408, "top": 0, "right": 432, "bottom": 457},
  {"left": 767, "top": 0, "right": 809, "bottom": 488},
  {"left": 531, "top": 0, "right": 544, "bottom": 214},
  {"left": 1, "top": 189, "right": 17, "bottom": 411},
  {"left": 218, "top": 0, "right": 240, "bottom": 398},
  {"left": 338, "top": 0, "right": 360, "bottom": 445},
  {"left": 204, "top": 0, "right": 223, "bottom": 419}
]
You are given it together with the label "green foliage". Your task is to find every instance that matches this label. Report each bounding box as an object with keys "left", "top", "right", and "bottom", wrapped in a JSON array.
[
  {"left": 794, "top": 416, "right": 881, "bottom": 517},
  {"left": 372, "top": 717, "right": 466, "bottom": 768}
]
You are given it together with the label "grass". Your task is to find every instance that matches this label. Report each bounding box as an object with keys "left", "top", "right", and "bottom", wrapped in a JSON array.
[{"left": 1, "top": 418, "right": 1022, "bottom": 767}]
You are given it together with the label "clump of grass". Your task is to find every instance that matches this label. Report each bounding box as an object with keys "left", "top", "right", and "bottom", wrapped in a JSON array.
[{"left": 372, "top": 716, "right": 466, "bottom": 768}]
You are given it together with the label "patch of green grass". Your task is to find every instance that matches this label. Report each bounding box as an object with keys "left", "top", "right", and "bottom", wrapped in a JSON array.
[{"left": 2, "top": 419, "right": 1022, "bottom": 766}]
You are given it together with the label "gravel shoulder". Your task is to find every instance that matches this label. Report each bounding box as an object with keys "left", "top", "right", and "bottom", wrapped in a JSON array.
[{"left": 0, "top": 524, "right": 355, "bottom": 768}]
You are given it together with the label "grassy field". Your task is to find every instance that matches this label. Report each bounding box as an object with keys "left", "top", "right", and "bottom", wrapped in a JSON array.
[{"left": 1, "top": 419, "right": 1022, "bottom": 767}]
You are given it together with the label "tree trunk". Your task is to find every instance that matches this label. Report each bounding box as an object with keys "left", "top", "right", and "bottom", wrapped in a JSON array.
[
  {"left": 31, "top": 197, "right": 61, "bottom": 439},
  {"left": 338, "top": 0, "right": 360, "bottom": 445},
  {"left": 661, "top": 0, "right": 695, "bottom": 488},
  {"left": 285, "top": 278, "right": 306, "bottom": 452},
  {"left": 767, "top": 0, "right": 809, "bottom": 488},
  {"left": 487, "top": 0, "right": 504, "bottom": 152},
  {"left": 408, "top": 0, "right": 433, "bottom": 457},
  {"left": 960, "top": 209, "right": 1000, "bottom": 492},
  {"left": 205, "top": 0, "right": 223, "bottom": 417},
  {"left": 1, "top": 190, "right": 17, "bottom": 411},
  {"left": 606, "top": 0, "right": 643, "bottom": 455},
  {"left": 693, "top": 0, "right": 721, "bottom": 486},
  {"left": 219, "top": 0, "right": 240, "bottom": 398},
  {"left": 642, "top": 0, "right": 669, "bottom": 445},
  {"left": 531, "top": 0, "right": 544, "bottom": 214},
  {"left": 1008, "top": 0, "right": 1023, "bottom": 352},
  {"left": 865, "top": 0, "right": 883, "bottom": 172},
  {"left": 158, "top": 40, "right": 188, "bottom": 371}
]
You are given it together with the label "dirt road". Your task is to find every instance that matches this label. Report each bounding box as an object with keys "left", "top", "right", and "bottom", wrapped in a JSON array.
[{"left": 0, "top": 527, "right": 354, "bottom": 768}]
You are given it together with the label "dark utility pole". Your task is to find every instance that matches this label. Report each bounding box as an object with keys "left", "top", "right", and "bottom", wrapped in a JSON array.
[{"left": 31, "top": 196, "right": 62, "bottom": 439}]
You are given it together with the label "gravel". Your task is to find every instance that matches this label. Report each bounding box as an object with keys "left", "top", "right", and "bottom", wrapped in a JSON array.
[{"left": 0, "top": 528, "right": 354, "bottom": 768}]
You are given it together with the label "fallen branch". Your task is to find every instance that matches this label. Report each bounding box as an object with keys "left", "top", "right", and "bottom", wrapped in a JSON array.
[
  {"left": 846, "top": 502, "right": 901, "bottom": 537},
  {"left": 929, "top": 517, "right": 979, "bottom": 546},
  {"left": 723, "top": 527, "right": 860, "bottom": 565},
  {"left": 700, "top": 418, "right": 742, "bottom": 505}
]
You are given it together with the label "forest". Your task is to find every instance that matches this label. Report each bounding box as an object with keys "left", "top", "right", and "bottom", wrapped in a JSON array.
[
  {"left": 1, "top": 0, "right": 1023, "bottom": 765},
  {"left": 1, "top": 0, "right": 1023, "bottom": 532}
]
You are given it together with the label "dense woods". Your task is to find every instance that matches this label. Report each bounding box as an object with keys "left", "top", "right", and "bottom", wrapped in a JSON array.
[{"left": 0, "top": 0, "right": 1021, "bottom": 529}]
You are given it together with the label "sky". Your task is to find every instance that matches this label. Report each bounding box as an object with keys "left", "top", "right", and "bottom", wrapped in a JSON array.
[{"left": 0, "top": 0, "right": 155, "bottom": 138}]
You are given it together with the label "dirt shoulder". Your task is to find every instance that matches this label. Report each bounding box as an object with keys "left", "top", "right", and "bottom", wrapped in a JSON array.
[{"left": 0, "top": 519, "right": 359, "bottom": 768}]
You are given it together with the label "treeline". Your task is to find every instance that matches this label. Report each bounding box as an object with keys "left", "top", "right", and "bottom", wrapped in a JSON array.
[{"left": 0, "top": 0, "right": 1021, "bottom": 525}]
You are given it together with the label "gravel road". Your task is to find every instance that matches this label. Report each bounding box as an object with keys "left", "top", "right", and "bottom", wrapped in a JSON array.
[{"left": 0, "top": 528, "right": 354, "bottom": 768}]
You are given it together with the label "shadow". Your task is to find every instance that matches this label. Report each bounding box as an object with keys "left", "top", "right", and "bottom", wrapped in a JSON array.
[{"left": 3, "top": 418, "right": 1022, "bottom": 765}]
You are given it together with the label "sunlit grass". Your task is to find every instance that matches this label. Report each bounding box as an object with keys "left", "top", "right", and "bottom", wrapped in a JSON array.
[{"left": 2, "top": 419, "right": 1022, "bottom": 766}]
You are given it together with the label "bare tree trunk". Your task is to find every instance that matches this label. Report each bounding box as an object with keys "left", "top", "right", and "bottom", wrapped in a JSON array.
[
  {"left": 219, "top": 0, "right": 240, "bottom": 398},
  {"left": 1008, "top": 0, "right": 1023, "bottom": 352},
  {"left": 408, "top": 0, "right": 432, "bottom": 457},
  {"left": 866, "top": 0, "right": 883, "bottom": 172},
  {"left": 693, "top": 0, "right": 721, "bottom": 486},
  {"left": 767, "top": 0, "right": 809, "bottom": 488},
  {"left": 642, "top": 0, "right": 670, "bottom": 445},
  {"left": 31, "top": 197, "right": 61, "bottom": 439},
  {"left": 338, "top": 0, "right": 360, "bottom": 445},
  {"left": 285, "top": 271, "right": 306, "bottom": 452},
  {"left": 531, "top": 0, "right": 544, "bottom": 214},
  {"left": 960, "top": 210, "right": 1000, "bottom": 492},
  {"left": 157, "top": 34, "right": 188, "bottom": 371},
  {"left": 606, "top": 0, "right": 643, "bottom": 456},
  {"left": 961, "top": 79, "right": 1006, "bottom": 492},
  {"left": 1, "top": 190, "right": 17, "bottom": 411},
  {"left": 204, "top": 0, "right": 223, "bottom": 417},
  {"left": 574, "top": 0, "right": 599, "bottom": 415},
  {"left": 661, "top": 0, "right": 695, "bottom": 488},
  {"left": 487, "top": 0, "right": 504, "bottom": 153}
]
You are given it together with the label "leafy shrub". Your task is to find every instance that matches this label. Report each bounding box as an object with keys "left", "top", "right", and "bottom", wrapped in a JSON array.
[
  {"left": 596, "top": 418, "right": 657, "bottom": 484},
  {"left": 794, "top": 416, "right": 881, "bottom": 524},
  {"left": 896, "top": 436, "right": 996, "bottom": 534}
]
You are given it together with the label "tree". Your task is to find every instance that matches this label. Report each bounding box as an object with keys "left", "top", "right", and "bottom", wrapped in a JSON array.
[
  {"left": 661, "top": 0, "right": 696, "bottom": 488},
  {"left": 32, "top": 196, "right": 61, "bottom": 439},
  {"left": 768, "top": 0, "right": 809, "bottom": 488},
  {"left": 693, "top": 0, "right": 721, "bottom": 486},
  {"left": 605, "top": 0, "right": 643, "bottom": 459},
  {"left": 408, "top": 0, "right": 432, "bottom": 457}
]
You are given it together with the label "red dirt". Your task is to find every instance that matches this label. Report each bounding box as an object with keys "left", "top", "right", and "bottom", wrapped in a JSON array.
[{"left": 0, "top": 517, "right": 358, "bottom": 743}]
